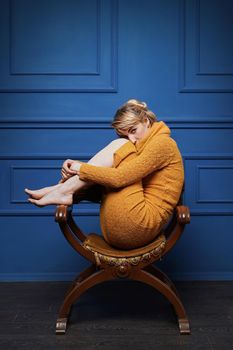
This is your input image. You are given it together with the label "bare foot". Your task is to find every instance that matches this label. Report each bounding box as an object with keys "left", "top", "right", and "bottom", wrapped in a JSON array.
[
  {"left": 25, "top": 183, "right": 62, "bottom": 199},
  {"left": 28, "top": 188, "right": 73, "bottom": 207}
]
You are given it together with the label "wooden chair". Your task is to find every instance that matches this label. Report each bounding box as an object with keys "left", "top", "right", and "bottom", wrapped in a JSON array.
[{"left": 54, "top": 185, "right": 191, "bottom": 335}]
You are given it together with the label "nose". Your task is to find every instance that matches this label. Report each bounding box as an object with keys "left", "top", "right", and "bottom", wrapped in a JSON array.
[{"left": 128, "top": 134, "right": 136, "bottom": 143}]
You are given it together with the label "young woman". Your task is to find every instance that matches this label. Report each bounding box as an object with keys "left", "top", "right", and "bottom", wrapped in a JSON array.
[{"left": 25, "top": 99, "right": 184, "bottom": 249}]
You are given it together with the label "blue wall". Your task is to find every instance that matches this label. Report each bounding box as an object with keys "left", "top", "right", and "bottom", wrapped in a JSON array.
[{"left": 0, "top": 0, "right": 233, "bottom": 281}]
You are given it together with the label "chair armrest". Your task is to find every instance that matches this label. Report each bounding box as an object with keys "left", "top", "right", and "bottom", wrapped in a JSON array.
[
  {"left": 55, "top": 185, "right": 103, "bottom": 242},
  {"left": 55, "top": 205, "right": 71, "bottom": 223},
  {"left": 163, "top": 205, "right": 191, "bottom": 256},
  {"left": 176, "top": 206, "right": 191, "bottom": 225},
  {"left": 55, "top": 204, "right": 87, "bottom": 242},
  {"left": 54, "top": 203, "right": 95, "bottom": 261}
]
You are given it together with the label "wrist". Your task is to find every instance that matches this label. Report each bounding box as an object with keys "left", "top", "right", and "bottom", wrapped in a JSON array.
[{"left": 70, "top": 161, "right": 82, "bottom": 173}]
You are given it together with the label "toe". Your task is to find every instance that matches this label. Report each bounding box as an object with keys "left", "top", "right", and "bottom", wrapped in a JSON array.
[{"left": 28, "top": 198, "right": 35, "bottom": 203}]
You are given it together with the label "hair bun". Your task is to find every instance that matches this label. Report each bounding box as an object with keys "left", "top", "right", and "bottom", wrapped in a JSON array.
[{"left": 127, "top": 99, "right": 147, "bottom": 110}]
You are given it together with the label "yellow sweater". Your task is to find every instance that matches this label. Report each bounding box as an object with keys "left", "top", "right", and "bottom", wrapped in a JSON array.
[{"left": 79, "top": 121, "right": 184, "bottom": 249}]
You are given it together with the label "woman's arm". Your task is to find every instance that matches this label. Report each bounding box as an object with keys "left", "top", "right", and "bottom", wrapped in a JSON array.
[{"left": 78, "top": 136, "right": 176, "bottom": 188}]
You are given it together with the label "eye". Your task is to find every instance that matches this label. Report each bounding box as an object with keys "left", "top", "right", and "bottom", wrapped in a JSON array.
[{"left": 129, "top": 128, "right": 137, "bottom": 134}]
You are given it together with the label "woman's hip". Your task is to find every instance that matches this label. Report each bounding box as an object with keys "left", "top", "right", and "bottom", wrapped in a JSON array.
[{"left": 100, "top": 188, "right": 163, "bottom": 249}]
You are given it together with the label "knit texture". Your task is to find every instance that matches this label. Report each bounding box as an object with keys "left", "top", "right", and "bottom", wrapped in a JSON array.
[{"left": 79, "top": 121, "right": 184, "bottom": 249}]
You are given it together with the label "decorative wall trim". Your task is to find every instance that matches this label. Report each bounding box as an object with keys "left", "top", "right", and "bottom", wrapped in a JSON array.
[
  {"left": 195, "top": 0, "right": 233, "bottom": 76},
  {"left": 0, "top": 157, "right": 100, "bottom": 216},
  {"left": 0, "top": 116, "right": 233, "bottom": 129},
  {"left": 179, "top": 0, "right": 233, "bottom": 92},
  {"left": 183, "top": 154, "right": 233, "bottom": 160},
  {"left": 183, "top": 155, "right": 233, "bottom": 215},
  {"left": 0, "top": 0, "right": 118, "bottom": 92},
  {"left": 1, "top": 154, "right": 233, "bottom": 216},
  {"left": 0, "top": 153, "right": 93, "bottom": 160},
  {"left": 3, "top": 209, "right": 231, "bottom": 217},
  {"left": 1, "top": 153, "right": 232, "bottom": 160},
  {"left": 10, "top": 165, "right": 61, "bottom": 203},
  {"left": 0, "top": 117, "right": 232, "bottom": 216},
  {"left": 1, "top": 153, "right": 233, "bottom": 161},
  {"left": 0, "top": 208, "right": 99, "bottom": 217},
  {"left": 196, "top": 165, "right": 233, "bottom": 203},
  {"left": 168, "top": 272, "right": 233, "bottom": 281},
  {"left": 9, "top": 0, "right": 101, "bottom": 76},
  {"left": 1, "top": 271, "right": 232, "bottom": 282},
  {"left": 0, "top": 272, "right": 79, "bottom": 282}
]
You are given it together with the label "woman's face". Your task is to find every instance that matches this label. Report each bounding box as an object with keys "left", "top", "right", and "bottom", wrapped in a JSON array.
[{"left": 126, "top": 119, "right": 150, "bottom": 143}]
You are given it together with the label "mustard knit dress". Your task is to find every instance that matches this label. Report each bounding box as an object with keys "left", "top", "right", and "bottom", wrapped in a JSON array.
[{"left": 79, "top": 121, "right": 184, "bottom": 249}]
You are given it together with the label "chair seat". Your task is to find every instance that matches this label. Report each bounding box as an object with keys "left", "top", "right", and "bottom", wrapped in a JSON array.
[{"left": 83, "top": 233, "right": 166, "bottom": 259}]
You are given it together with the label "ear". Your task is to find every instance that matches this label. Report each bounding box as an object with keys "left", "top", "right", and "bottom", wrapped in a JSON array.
[{"left": 144, "top": 117, "right": 150, "bottom": 127}]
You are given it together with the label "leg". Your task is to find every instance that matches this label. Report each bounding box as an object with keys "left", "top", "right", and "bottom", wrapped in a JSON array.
[
  {"left": 26, "top": 139, "right": 129, "bottom": 206},
  {"left": 87, "top": 138, "right": 129, "bottom": 168},
  {"left": 25, "top": 139, "right": 128, "bottom": 199},
  {"left": 25, "top": 183, "right": 62, "bottom": 199}
]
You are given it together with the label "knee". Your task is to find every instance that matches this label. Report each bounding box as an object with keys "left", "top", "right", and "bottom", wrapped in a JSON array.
[{"left": 109, "top": 138, "right": 128, "bottom": 148}]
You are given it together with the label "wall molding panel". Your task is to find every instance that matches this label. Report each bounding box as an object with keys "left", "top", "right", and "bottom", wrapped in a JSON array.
[
  {"left": 179, "top": 0, "right": 233, "bottom": 92},
  {"left": 196, "top": 165, "right": 233, "bottom": 203},
  {"left": 183, "top": 156, "right": 233, "bottom": 215},
  {"left": 0, "top": 0, "right": 118, "bottom": 92},
  {"left": 0, "top": 158, "right": 100, "bottom": 216},
  {"left": 10, "top": 165, "right": 61, "bottom": 204},
  {"left": 9, "top": 0, "right": 101, "bottom": 76}
]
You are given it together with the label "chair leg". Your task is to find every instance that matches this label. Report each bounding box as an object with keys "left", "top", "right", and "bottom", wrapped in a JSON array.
[
  {"left": 56, "top": 268, "right": 114, "bottom": 334},
  {"left": 130, "top": 269, "right": 190, "bottom": 335},
  {"left": 144, "top": 265, "right": 180, "bottom": 297},
  {"left": 64, "top": 264, "right": 97, "bottom": 298}
]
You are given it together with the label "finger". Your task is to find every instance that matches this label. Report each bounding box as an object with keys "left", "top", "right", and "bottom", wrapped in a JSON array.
[
  {"left": 62, "top": 164, "right": 70, "bottom": 172},
  {"left": 61, "top": 166, "right": 71, "bottom": 175},
  {"left": 61, "top": 170, "right": 69, "bottom": 179},
  {"left": 64, "top": 168, "right": 77, "bottom": 175},
  {"left": 63, "top": 158, "right": 72, "bottom": 166},
  {"left": 62, "top": 159, "right": 74, "bottom": 172}
]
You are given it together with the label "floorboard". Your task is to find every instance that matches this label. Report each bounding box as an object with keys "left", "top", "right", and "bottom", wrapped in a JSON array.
[{"left": 0, "top": 280, "right": 232, "bottom": 350}]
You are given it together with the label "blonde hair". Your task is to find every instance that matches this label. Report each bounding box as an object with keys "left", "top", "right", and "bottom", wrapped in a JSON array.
[{"left": 112, "top": 99, "right": 157, "bottom": 136}]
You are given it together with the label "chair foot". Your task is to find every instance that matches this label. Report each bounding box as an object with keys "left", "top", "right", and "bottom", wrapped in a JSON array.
[
  {"left": 131, "top": 269, "right": 191, "bottom": 335},
  {"left": 56, "top": 317, "right": 68, "bottom": 335},
  {"left": 178, "top": 318, "right": 191, "bottom": 335},
  {"left": 56, "top": 269, "right": 114, "bottom": 334}
]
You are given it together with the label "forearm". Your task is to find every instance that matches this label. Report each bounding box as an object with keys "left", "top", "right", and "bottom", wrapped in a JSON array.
[
  {"left": 79, "top": 137, "right": 174, "bottom": 188},
  {"left": 79, "top": 163, "right": 134, "bottom": 188}
]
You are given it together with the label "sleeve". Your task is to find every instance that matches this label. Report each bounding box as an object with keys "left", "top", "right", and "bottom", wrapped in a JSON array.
[{"left": 79, "top": 136, "right": 175, "bottom": 188}]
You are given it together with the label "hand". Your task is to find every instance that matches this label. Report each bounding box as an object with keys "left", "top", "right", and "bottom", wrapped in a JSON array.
[
  {"left": 61, "top": 159, "right": 77, "bottom": 180},
  {"left": 70, "top": 161, "right": 81, "bottom": 173}
]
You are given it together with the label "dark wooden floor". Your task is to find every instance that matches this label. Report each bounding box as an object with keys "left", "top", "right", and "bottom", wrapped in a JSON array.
[{"left": 0, "top": 280, "right": 232, "bottom": 350}]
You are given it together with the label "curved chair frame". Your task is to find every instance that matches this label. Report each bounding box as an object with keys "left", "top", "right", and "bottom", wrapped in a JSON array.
[{"left": 54, "top": 189, "right": 191, "bottom": 335}]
